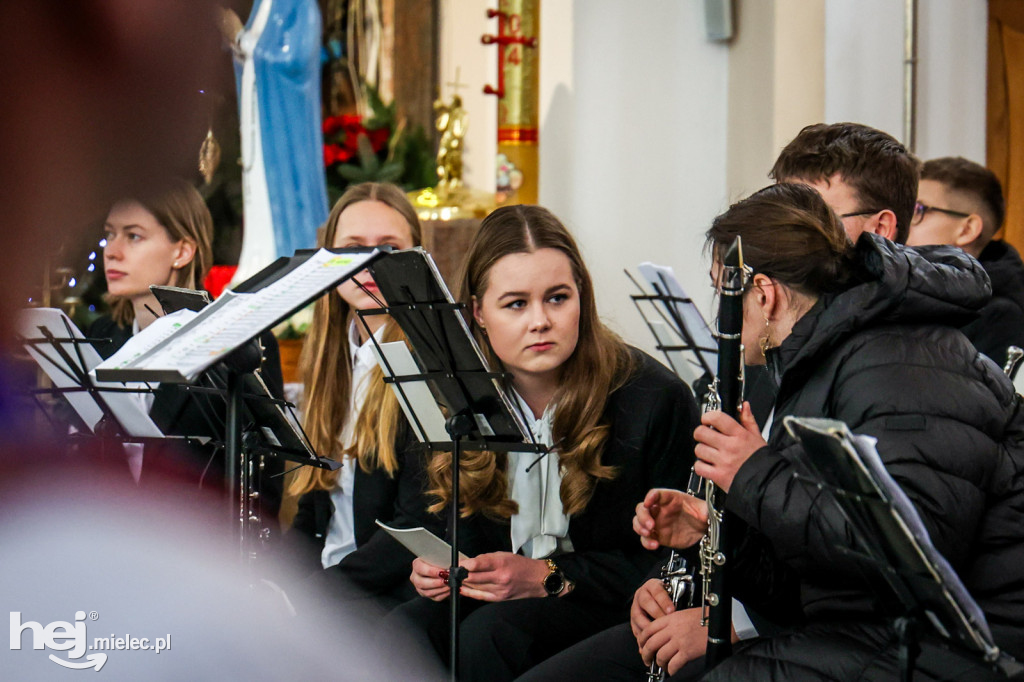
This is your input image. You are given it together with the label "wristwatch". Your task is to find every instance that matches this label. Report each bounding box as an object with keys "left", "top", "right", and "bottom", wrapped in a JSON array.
[{"left": 541, "top": 558, "right": 567, "bottom": 597}]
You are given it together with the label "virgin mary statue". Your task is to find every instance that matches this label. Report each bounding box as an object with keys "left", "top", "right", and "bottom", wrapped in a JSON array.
[{"left": 225, "top": 0, "right": 329, "bottom": 282}]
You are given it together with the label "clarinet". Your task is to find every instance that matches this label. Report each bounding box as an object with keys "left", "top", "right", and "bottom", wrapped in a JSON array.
[
  {"left": 701, "top": 236, "right": 747, "bottom": 668},
  {"left": 644, "top": 384, "right": 719, "bottom": 682},
  {"left": 644, "top": 548, "right": 697, "bottom": 682},
  {"left": 644, "top": 239, "right": 747, "bottom": 679},
  {"left": 1003, "top": 346, "right": 1023, "bottom": 379}
]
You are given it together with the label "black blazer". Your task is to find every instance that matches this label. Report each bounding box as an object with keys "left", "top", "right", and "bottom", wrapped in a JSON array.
[
  {"left": 455, "top": 349, "right": 699, "bottom": 609},
  {"left": 87, "top": 316, "right": 286, "bottom": 517},
  {"left": 291, "top": 423, "right": 444, "bottom": 600}
]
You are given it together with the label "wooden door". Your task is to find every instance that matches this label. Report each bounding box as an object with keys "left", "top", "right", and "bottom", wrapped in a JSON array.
[{"left": 988, "top": 0, "right": 1024, "bottom": 246}]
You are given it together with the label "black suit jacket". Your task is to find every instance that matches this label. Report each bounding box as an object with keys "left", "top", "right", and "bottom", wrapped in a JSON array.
[
  {"left": 291, "top": 423, "right": 444, "bottom": 600},
  {"left": 455, "top": 349, "right": 699, "bottom": 610},
  {"left": 87, "top": 316, "right": 286, "bottom": 517}
]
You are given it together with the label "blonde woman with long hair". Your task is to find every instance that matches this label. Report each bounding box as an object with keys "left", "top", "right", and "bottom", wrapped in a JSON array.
[
  {"left": 289, "top": 182, "right": 444, "bottom": 603},
  {"left": 388, "top": 205, "right": 700, "bottom": 680}
]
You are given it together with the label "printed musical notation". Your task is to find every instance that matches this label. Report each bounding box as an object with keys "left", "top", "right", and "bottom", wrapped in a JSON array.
[{"left": 96, "top": 249, "right": 379, "bottom": 383}]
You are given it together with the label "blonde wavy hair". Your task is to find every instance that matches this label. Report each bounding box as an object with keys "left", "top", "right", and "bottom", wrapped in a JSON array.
[
  {"left": 427, "top": 205, "right": 634, "bottom": 519},
  {"left": 287, "top": 182, "right": 422, "bottom": 496}
]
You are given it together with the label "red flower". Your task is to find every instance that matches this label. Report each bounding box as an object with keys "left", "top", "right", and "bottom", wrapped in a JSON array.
[
  {"left": 366, "top": 126, "right": 389, "bottom": 152},
  {"left": 322, "top": 114, "right": 362, "bottom": 136},
  {"left": 322, "top": 114, "right": 390, "bottom": 167},
  {"left": 204, "top": 265, "right": 238, "bottom": 299},
  {"left": 323, "top": 143, "right": 353, "bottom": 166}
]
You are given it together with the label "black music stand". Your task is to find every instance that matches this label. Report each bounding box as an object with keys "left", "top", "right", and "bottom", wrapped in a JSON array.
[
  {"left": 626, "top": 264, "right": 717, "bottom": 389},
  {"left": 151, "top": 284, "right": 341, "bottom": 495},
  {"left": 783, "top": 417, "right": 1024, "bottom": 682},
  {"left": 95, "top": 248, "right": 384, "bottom": 562},
  {"left": 18, "top": 305, "right": 338, "bottom": 563},
  {"left": 360, "top": 248, "right": 542, "bottom": 682},
  {"left": 16, "top": 308, "right": 167, "bottom": 448}
]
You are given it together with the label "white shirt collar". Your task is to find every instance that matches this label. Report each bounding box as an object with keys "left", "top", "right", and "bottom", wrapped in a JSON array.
[{"left": 349, "top": 320, "right": 384, "bottom": 370}]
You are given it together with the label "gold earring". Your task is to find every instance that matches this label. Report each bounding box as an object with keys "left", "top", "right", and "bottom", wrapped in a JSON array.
[
  {"left": 759, "top": 316, "right": 772, "bottom": 358},
  {"left": 199, "top": 127, "right": 221, "bottom": 186}
]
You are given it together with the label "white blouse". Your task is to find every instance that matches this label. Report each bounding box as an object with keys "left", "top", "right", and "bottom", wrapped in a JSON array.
[
  {"left": 320, "top": 322, "right": 384, "bottom": 568},
  {"left": 507, "top": 393, "right": 574, "bottom": 559}
]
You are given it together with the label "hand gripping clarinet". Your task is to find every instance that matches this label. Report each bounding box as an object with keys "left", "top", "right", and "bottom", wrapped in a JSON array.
[
  {"left": 644, "top": 238, "right": 747, "bottom": 680},
  {"left": 700, "top": 236, "right": 747, "bottom": 668},
  {"left": 645, "top": 547, "right": 697, "bottom": 682},
  {"left": 644, "top": 386, "right": 722, "bottom": 682}
]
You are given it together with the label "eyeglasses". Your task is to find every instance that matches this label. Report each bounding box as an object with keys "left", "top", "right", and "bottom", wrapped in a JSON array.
[
  {"left": 839, "top": 209, "right": 885, "bottom": 219},
  {"left": 912, "top": 202, "right": 971, "bottom": 225}
]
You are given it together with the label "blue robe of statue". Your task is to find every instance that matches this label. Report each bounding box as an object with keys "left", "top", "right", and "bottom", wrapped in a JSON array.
[{"left": 233, "top": 0, "right": 329, "bottom": 279}]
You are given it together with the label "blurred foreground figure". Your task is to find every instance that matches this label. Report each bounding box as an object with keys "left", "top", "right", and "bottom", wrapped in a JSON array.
[
  {"left": 0, "top": 4, "right": 442, "bottom": 679},
  {"left": 0, "top": 1, "right": 218, "bottom": 344},
  {"left": 0, "top": 469, "right": 445, "bottom": 681}
]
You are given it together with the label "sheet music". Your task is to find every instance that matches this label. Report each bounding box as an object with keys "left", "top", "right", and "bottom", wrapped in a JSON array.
[
  {"left": 97, "top": 249, "right": 379, "bottom": 382},
  {"left": 846, "top": 430, "right": 995, "bottom": 644},
  {"left": 375, "top": 341, "right": 450, "bottom": 443},
  {"left": 784, "top": 417, "right": 998, "bottom": 656},
  {"left": 17, "top": 308, "right": 163, "bottom": 438},
  {"left": 240, "top": 372, "right": 324, "bottom": 465},
  {"left": 637, "top": 262, "right": 717, "bottom": 377},
  {"left": 375, "top": 521, "right": 468, "bottom": 565},
  {"left": 94, "top": 309, "right": 198, "bottom": 372}
]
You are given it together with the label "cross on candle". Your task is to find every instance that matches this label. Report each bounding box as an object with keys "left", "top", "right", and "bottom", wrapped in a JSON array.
[
  {"left": 481, "top": 8, "right": 537, "bottom": 99},
  {"left": 446, "top": 67, "right": 468, "bottom": 98}
]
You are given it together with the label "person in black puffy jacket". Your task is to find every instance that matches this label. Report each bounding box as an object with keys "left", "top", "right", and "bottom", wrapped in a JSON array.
[{"left": 631, "top": 182, "right": 1024, "bottom": 681}]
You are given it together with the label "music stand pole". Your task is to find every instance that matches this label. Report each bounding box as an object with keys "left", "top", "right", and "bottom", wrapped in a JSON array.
[
  {"left": 225, "top": 370, "right": 242, "bottom": 556},
  {"left": 447, "top": 412, "right": 474, "bottom": 682}
]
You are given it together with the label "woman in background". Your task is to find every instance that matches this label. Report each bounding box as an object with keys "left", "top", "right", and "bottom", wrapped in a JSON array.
[
  {"left": 90, "top": 178, "right": 284, "bottom": 513},
  {"left": 288, "top": 182, "right": 445, "bottom": 605},
  {"left": 94, "top": 178, "right": 213, "bottom": 342}
]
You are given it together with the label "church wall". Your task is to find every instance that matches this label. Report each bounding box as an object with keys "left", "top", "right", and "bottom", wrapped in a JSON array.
[
  {"left": 438, "top": 0, "right": 989, "bottom": 363},
  {"left": 539, "top": 0, "right": 731, "bottom": 357},
  {"left": 439, "top": 0, "right": 497, "bottom": 192},
  {"left": 824, "top": 0, "right": 987, "bottom": 161}
]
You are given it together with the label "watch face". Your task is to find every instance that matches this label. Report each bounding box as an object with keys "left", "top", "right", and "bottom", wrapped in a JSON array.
[{"left": 543, "top": 571, "right": 565, "bottom": 596}]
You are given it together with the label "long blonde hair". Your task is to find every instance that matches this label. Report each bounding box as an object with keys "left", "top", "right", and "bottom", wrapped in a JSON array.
[
  {"left": 427, "top": 205, "right": 634, "bottom": 519},
  {"left": 288, "top": 182, "right": 422, "bottom": 496},
  {"left": 106, "top": 178, "right": 214, "bottom": 326}
]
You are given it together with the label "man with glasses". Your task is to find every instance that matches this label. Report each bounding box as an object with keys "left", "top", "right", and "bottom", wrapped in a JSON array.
[
  {"left": 908, "top": 156, "right": 1024, "bottom": 366},
  {"left": 770, "top": 122, "right": 919, "bottom": 244}
]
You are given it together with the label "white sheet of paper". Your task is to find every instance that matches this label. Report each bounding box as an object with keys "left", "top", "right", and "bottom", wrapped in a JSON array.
[
  {"left": 96, "top": 309, "right": 198, "bottom": 372},
  {"left": 17, "top": 308, "right": 163, "bottom": 438},
  {"left": 649, "top": 319, "right": 703, "bottom": 386},
  {"left": 374, "top": 340, "right": 450, "bottom": 443},
  {"left": 375, "top": 520, "right": 468, "bottom": 565},
  {"left": 98, "top": 249, "right": 379, "bottom": 382}
]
